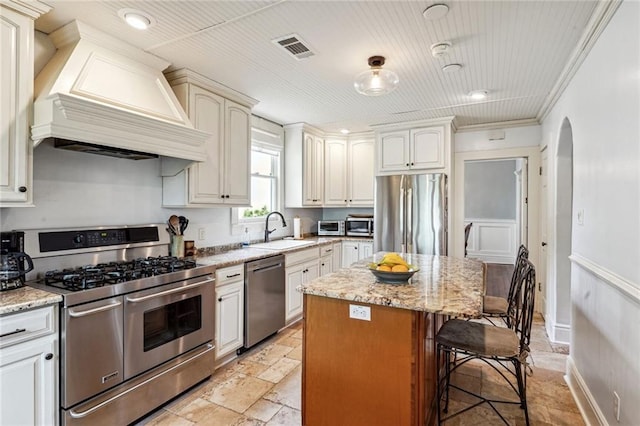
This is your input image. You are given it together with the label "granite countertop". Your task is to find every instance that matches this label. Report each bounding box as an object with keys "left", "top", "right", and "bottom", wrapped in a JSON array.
[
  {"left": 0, "top": 286, "right": 63, "bottom": 316},
  {"left": 196, "top": 236, "right": 372, "bottom": 269},
  {"left": 298, "top": 252, "right": 485, "bottom": 318}
]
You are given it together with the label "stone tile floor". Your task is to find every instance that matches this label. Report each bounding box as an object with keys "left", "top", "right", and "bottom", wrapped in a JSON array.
[{"left": 136, "top": 314, "right": 583, "bottom": 425}]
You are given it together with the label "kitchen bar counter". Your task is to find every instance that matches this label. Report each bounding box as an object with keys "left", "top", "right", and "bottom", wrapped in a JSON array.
[
  {"left": 299, "top": 253, "right": 485, "bottom": 426},
  {"left": 299, "top": 252, "right": 485, "bottom": 317},
  {"left": 0, "top": 286, "right": 62, "bottom": 315}
]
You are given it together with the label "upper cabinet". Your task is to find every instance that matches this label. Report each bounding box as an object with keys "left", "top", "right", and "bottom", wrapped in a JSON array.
[
  {"left": 0, "top": 3, "right": 51, "bottom": 207},
  {"left": 285, "top": 124, "right": 374, "bottom": 208},
  {"left": 376, "top": 119, "right": 453, "bottom": 175},
  {"left": 324, "top": 137, "right": 374, "bottom": 207},
  {"left": 162, "top": 69, "right": 257, "bottom": 207}
]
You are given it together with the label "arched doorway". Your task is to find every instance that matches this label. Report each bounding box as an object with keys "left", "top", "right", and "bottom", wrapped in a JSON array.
[{"left": 550, "top": 118, "right": 574, "bottom": 343}]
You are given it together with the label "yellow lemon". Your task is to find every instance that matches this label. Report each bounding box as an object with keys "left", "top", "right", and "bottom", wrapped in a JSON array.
[
  {"left": 391, "top": 264, "right": 409, "bottom": 272},
  {"left": 377, "top": 265, "right": 392, "bottom": 271}
]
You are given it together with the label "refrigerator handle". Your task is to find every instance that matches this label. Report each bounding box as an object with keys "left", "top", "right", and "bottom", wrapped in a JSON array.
[{"left": 405, "top": 176, "right": 413, "bottom": 254}]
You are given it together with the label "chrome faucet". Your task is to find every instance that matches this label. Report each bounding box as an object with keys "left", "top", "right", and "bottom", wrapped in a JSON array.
[{"left": 264, "top": 211, "right": 287, "bottom": 242}]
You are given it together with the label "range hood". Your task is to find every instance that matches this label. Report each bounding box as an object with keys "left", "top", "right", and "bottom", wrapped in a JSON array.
[{"left": 32, "top": 20, "right": 209, "bottom": 163}]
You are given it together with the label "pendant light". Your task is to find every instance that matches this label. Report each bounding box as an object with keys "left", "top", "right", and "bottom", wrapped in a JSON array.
[{"left": 354, "top": 56, "right": 399, "bottom": 96}]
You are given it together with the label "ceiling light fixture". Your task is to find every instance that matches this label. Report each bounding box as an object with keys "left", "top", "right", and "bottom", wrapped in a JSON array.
[
  {"left": 118, "top": 9, "right": 155, "bottom": 30},
  {"left": 423, "top": 4, "right": 450, "bottom": 20},
  {"left": 468, "top": 90, "right": 489, "bottom": 100},
  {"left": 354, "top": 56, "right": 399, "bottom": 96},
  {"left": 431, "top": 42, "right": 452, "bottom": 58}
]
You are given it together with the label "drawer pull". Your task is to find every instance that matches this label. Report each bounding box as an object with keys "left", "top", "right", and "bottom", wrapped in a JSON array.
[
  {"left": 0, "top": 328, "right": 27, "bottom": 339},
  {"left": 225, "top": 273, "right": 241, "bottom": 278}
]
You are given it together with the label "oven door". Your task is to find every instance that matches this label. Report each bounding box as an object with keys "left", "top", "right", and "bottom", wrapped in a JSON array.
[{"left": 123, "top": 275, "right": 214, "bottom": 379}]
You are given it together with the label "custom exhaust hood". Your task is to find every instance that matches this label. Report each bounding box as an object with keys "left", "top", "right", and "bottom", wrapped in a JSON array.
[{"left": 32, "top": 20, "right": 209, "bottom": 164}]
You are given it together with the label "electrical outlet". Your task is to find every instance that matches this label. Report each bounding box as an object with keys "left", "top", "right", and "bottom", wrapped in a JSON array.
[
  {"left": 613, "top": 391, "right": 620, "bottom": 422},
  {"left": 349, "top": 304, "right": 371, "bottom": 321},
  {"left": 198, "top": 228, "right": 206, "bottom": 241}
]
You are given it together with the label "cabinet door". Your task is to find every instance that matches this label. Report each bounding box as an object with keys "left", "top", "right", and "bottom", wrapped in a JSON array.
[
  {"left": 377, "top": 130, "right": 409, "bottom": 173},
  {"left": 0, "top": 8, "right": 33, "bottom": 206},
  {"left": 359, "top": 242, "right": 373, "bottom": 260},
  {"left": 341, "top": 241, "right": 360, "bottom": 267},
  {"left": 304, "top": 261, "right": 319, "bottom": 283},
  {"left": 410, "top": 127, "right": 444, "bottom": 169},
  {"left": 303, "top": 133, "right": 324, "bottom": 206},
  {"left": 332, "top": 242, "right": 342, "bottom": 270},
  {"left": 215, "top": 280, "right": 244, "bottom": 359},
  {"left": 187, "top": 86, "right": 225, "bottom": 203},
  {"left": 324, "top": 139, "right": 348, "bottom": 206},
  {"left": 224, "top": 100, "right": 251, "bottom": 205},
  {"left": 285, "top": 263, "right": 305, "bottom": 322},
  {"left": 0, "top": 336, "right": 56, "bottom": 425},
  {"left": 348, "top": 139, "right": 374, "bottom": 206},
  {"left": 319, "top": 255, "right": 332, "bottom": 277}
]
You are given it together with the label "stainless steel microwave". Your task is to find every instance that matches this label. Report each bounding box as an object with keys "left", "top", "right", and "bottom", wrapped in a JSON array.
[
  {"left": 345, "top": 217, "right": 374, "bottom": 237},
  {"left": 317, "top": 220, "right": 345, "bottom": 236}
]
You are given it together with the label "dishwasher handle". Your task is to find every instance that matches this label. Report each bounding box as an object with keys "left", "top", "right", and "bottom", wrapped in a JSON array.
[{"left": 250, "top": 262, "right": 283, "bottom": 274}]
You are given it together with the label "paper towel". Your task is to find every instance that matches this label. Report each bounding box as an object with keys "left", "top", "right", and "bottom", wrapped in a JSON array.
[{"left": 293, "top": 217, "right": 302, "bottom": 239}]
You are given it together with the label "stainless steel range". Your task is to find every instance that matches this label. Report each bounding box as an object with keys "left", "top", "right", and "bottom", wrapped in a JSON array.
[{"left": 25, "top": 224, "right": 215, "bottom": 426}]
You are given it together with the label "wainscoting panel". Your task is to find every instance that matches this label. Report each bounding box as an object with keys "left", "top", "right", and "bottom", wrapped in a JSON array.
[{"left": 465, "top": 219, "right": 517, "bottom": 264}]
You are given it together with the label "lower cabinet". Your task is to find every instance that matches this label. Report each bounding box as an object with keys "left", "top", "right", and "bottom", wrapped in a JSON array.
[
  {"left": 341, "top": 241, "right": 374, "bottom": 267},
  {"left": 319, "top": 244, "right": 335, "bottom": 277},
  {"left": 0, "top": 306, "right": 57, "bottom": 426},
  {"left": 285, "top": 248, "right": 320, "bottom": 323},
  {"left": 215, "top": 265, "right": 244, "bottom": 362}
]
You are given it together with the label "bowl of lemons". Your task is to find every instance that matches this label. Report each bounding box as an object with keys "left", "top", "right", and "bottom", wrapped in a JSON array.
[{"left": 368, "top": 253, "right": 419, "bottom": 284}]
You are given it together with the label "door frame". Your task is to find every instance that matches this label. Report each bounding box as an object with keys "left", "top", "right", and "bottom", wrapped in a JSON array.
[{"left": 453, "top": 147, "right": 540, "bottom": 287}]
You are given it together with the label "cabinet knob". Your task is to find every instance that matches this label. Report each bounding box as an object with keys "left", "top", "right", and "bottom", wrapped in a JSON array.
[
  {"left": 226, "top": 195, "right": 230, "bottom": 198},
  {"left": 411, "top": 162, "right": 414, "bottom": 166},
  {"left": 220, "top": 195, "right": 225, "bottom": 199},
  {"left": 354, "top": 247, "right": 358, "bottom": 250},
  {"left": 321, "top": 263, "right": 325, "bottom": 266},
  {"left": 45, "top": 353, "right": 54, "bottom": 360},
  {"left": 406, "top": 163, "right": 409, "bottom": 166},
  {"left": 18, "top": 186, "right": 27, "bottom": 193},
  {"left": 218, "top": 297, "right": 223, "bottom": 302},
  {"left": 349, "top": 199, "right": 352, "bottom": 202}
]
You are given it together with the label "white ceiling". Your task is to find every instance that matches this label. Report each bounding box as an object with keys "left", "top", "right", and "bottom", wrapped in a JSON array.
[{"left": 35, "top": 0, "right": 600, "bottom": 133}]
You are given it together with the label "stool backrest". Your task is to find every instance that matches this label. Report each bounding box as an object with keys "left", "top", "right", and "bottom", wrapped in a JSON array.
[
  {"left": 506, "top": 245, "right": 529, "bottom": 327},
  {"left": 514, "top": 260, "right": 536, "bottom": 352}
]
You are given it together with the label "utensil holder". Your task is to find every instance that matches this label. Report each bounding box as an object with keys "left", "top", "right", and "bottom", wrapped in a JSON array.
[{"left": 170, "top": 235, "right": 185, "bottom": 258}]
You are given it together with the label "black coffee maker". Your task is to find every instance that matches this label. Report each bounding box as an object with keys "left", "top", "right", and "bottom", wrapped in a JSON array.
[{"left": 0, "top": 231, "right": 34, "bottom": 291}]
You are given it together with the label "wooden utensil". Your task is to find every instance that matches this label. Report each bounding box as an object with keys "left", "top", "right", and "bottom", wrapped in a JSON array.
[{"left": 168, "top": 215, "right": 180, "bottom": 235}]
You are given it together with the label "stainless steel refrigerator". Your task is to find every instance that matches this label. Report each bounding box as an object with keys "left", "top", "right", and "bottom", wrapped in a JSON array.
[{"left": 374, "top": 173, "right": 447, "bottom": 255}]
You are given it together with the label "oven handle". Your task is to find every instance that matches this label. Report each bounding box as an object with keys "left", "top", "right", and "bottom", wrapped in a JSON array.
[
  {"left": 68, "top": 343, "right": 214, "bottom": 419},
  {"left": 125, "top": 277, "right": 215, "bottom": 303},
  {"left": 68, "top": 301, "right": 122, "bottom": 318}
]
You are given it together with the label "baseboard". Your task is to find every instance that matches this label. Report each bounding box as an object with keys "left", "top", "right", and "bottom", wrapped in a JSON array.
[
  {"left": 552, "top": 322, "right": 571, "bottom": 344},
  {"left": 566, "top": 356, "right": 607, "bottom": 426}
]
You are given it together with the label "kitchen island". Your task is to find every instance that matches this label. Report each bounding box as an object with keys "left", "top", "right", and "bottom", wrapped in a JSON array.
[{"left": 298, "top": 253, "right": 485, "bottom": 426}]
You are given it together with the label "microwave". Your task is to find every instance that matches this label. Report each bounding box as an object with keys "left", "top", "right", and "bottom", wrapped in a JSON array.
[
  {"left": 317, "top": 220, "right": 345, "bottom": 236},
  {"left": 345, "top": 217, "right": 374, "bottom": 237}
]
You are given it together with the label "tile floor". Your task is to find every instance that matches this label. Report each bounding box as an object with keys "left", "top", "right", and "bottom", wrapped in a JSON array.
[{"left": 136, "top": 315, "right": 583, "bottom": 426}]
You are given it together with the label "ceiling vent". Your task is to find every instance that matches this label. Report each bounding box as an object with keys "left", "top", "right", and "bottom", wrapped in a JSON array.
[{"left": 273, "top": 34, "right": 315, "bottom": 60}]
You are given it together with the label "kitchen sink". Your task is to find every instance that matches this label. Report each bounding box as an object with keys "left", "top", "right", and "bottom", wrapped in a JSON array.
[{"left": 250, "top": 240, "right": 316, "bottom": 250}]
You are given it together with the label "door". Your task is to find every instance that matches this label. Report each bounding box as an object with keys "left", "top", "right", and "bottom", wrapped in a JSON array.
[
  {"left": 410, "top": 127, "right": 444, "bottom": 169},
  {"left": 303, "top": 133, "right": 324, "bottom": 205},
  {"left": 341, "top": 241, "right": 360, "bottom": 267},
  {"left": 324, "top": 139, "right": 348, "bottom": 206},
  {"left": 359, "top": 242, "right": 373, "bottom": 260},
  {"left": 378, "top": 131, "right": 409, "bottom": 172},
  {"left": 407, "top": 174, "right": 447, "bottom": 255},
  {"left": 332, "top": 242, "right": 342, "bottom": 269},
  {"left": 374, "top": 175, "right": 405, "bottom": 252},
  {"left": 348, "top": 139, "right": 374, "bottom": 206},
  {"left": 285, "top": 263, "right": 304, "bottom": 321},
  {"left": 319, "top": 255, "right": 332, "bottom": 276},
  {"left": 538, "top": 149, "right": 548, "bottom": 315},
  {"left": 224, "top": 100, "right": 251, "bottom": 204},
  {"left": 215, "top": 281, "right": 244, "bottom": 359}
]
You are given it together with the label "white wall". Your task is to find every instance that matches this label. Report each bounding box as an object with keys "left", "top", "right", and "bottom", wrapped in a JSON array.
[{"left": 541, "top": 1, "right": 640, "bottom": 424}]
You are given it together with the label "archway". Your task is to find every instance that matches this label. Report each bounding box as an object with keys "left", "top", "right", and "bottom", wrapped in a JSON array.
[{"left": 551, "top": 117, "right": 574, "bottom": 343}]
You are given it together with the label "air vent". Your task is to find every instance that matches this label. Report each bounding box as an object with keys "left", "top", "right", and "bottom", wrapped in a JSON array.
[{"left": 272, "top": 34, "right": 315, "bottom": 60}]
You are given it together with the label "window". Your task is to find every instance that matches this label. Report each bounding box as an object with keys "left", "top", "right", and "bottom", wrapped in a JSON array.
[{"left": 239, "top": 144, "right": 281, "bottom": 220}]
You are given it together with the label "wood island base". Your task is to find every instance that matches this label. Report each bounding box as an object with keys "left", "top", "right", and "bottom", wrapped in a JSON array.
[{"left": 302, "top": 294, "right": 446, "bottom": 425}]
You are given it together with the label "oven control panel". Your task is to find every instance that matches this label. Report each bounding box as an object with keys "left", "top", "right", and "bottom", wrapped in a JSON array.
[{"left": 39, "top": 227, "right": 160, "bottom": 253}]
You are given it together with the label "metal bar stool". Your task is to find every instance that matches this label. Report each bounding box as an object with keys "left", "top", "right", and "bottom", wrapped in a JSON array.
[{"left": 436, "top": 260, "right": 536, "bottom": 425}]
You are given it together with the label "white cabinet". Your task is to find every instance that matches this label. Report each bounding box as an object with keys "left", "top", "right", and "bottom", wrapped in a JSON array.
[
  {"left": 0, "top": 305, "right": 57, "bottom": 425},
  {"left": 341, "top": 241, "right": 374, "bottom": 267},
  {"left": 215, "top": 265, "right": 245, "bottom": 362},
  {"left": 377, "top": 125, "right": 445, "bottom": 173},
  {"left": 284, "top": 124, "right": 325, "bottom": 207},
  {"left": 0, "top": 4, "right": 49, "bottom": 206},
  {"left": 285, "top": 248, "right": 319, "bottom": 322},
  {"left": 163, "top": 70, "right": 256, "bottom": 207},
  {"left": 332, "top": 242, "right": 342, "bottom": 270},
  {"left": 303, "top": 132, "right": 325, "bottom": 206},
  {"left": 324, "top": 138, "right": 374, "bottom": 207},
  {"left": 319, "top": 245, "right": 334, "bottom": 276}
]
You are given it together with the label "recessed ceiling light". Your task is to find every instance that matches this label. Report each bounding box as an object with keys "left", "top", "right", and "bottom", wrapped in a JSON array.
[
  {"left": 118, "top": 8, "right": 155, "bottom": 30},
  {"left": 442, "top": 63, "right": 462, "bottom": 73},
  {"left": 431, "top": 42, "right": 452, "bottom": 58},
  {"left": 423, "top": 4, "right": 450, "bottom": 20},
  {"left": 340, "top": 129, "right": 350, "bottom": 135},
  {"left": 468, "top": 90, "right": 489, "bottom": 100}
]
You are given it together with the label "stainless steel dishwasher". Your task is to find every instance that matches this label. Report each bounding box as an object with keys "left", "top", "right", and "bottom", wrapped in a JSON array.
[{"left": 243, "top": 254, "right": 286, "bottom": 349}]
